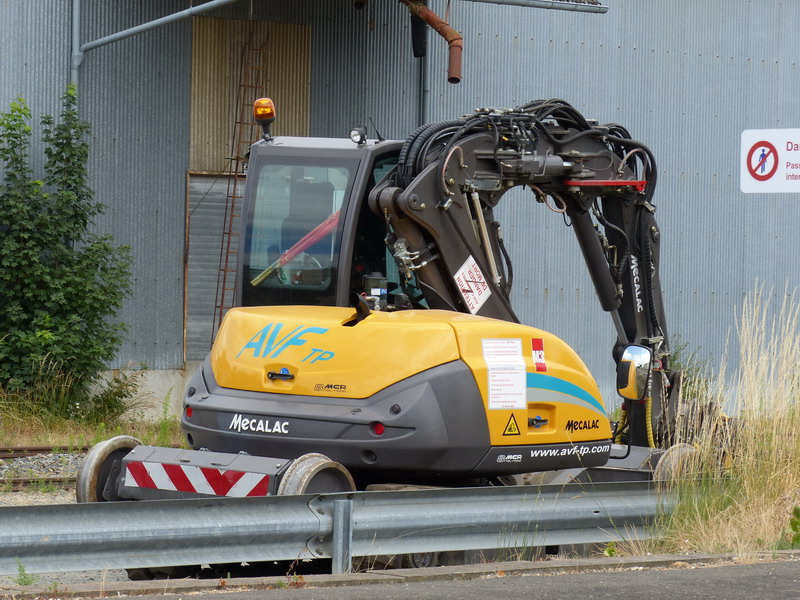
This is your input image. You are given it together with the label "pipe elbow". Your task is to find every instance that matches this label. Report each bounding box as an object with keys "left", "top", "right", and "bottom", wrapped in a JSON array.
[{"left": 447, "top": 38, "right": 463, "bottom": 84}]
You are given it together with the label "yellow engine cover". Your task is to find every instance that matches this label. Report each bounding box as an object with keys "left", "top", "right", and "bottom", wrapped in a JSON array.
[
  {"left": 212, "top": 306, "right": 461, "bottom": 398},
  {"left": 448, "top": 318, "right": 612, "bottom": 446},
  {"left": 211, "top": 306, "right": 611, "bottom": 448}
]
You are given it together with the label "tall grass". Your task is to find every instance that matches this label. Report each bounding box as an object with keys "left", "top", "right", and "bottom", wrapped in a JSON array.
[
  {"left": 0, "top": 359, "right": 183, "bottom": 448},
  {"left": 0, "top": 358, "right": 143, "bottom": 423},
  {"left": 658, "top": 286, "right": 800, "bottom": 554}
]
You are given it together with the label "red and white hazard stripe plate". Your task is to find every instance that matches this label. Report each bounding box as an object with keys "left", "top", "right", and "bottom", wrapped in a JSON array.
[{"left": 125, "top": 461, "right": 270, "bottom": 497}]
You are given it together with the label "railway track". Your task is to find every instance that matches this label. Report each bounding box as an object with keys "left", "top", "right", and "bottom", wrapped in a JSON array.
[
  {"left": 0, "top": 476, "right": 77, "bottom": 492},
  {"left": 0, "top": 445, "right": 89, "bottom": 460},
  {"left": 0, "top": 446, "right": 86, "bottom": 492}
]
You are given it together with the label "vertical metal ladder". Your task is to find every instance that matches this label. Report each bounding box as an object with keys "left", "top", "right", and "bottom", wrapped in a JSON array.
[{"left": 211, "top": 40, "right": 268, "bottom": 343}]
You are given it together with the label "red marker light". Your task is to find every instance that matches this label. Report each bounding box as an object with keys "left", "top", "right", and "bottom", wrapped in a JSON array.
[
  {"left": 185, "top": 406, "right": 193, "bottom": 419},
  {"left": 371, "top": 422, "right": 385, "bottom": 436}
]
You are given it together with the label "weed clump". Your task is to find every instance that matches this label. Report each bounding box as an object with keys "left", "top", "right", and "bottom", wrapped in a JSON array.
[{"left": 657, "top": 286, "right": 800, "bottom": 555}]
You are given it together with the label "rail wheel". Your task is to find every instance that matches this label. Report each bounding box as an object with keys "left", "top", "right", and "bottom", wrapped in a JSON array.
[
  {"left": 76, "top": 436, "right": 165, "bottom": 580},
  {"left": 276, "top": 452, "right": 356, "bottom": 495},
  {"left": 653, "top": 442, "right": 697, "bottom": 482},
  {"left": 76, "top": 435, "right": 141, "bottom": 503}
]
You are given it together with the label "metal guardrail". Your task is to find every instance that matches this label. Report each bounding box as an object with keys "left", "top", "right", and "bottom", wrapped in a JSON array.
[{"left": 0, "top": 481, "right": 670, "bottom": 576}]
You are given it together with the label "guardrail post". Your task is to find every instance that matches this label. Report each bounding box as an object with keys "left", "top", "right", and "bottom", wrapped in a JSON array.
[{"left": 331, "top": 498, "right": 354, "bottom": 574}]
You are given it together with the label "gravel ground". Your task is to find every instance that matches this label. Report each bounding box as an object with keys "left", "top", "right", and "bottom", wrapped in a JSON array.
[
  {"left": 0, "top": 452, "right": 84, "bottom": 506},
  {"left": 0, "top": 452, "right": 131, "bottom": 587},
  {"left": 0, "top": 452, "right": 85, "bottom": 479}
]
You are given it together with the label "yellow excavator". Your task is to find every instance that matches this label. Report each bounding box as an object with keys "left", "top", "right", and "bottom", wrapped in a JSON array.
[{"left": 78, "top": 97, "right": 681, "bottom": 503}]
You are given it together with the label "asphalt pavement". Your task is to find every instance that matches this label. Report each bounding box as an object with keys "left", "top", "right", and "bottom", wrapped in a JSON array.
[
  {"left": 207, "top": 558, "right": 800, "bottom": 600},
  {"left": 2, "top": 553, "right": 799, "bottom": 600}
]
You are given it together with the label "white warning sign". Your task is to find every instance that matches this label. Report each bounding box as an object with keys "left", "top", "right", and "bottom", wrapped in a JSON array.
[
  {"left": 454, "top": 256, "right": 492, "bottom": 314},
  {"left": 482, "top": 338, "right": 526, "bottom": 410},
  {"left": 741, "top": 129, "right": 800, "bottom": 193}
]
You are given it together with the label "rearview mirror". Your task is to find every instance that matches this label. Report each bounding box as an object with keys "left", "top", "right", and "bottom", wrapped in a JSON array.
[{"left": 616, "top": 344, "right": 652, "bottom": 400}]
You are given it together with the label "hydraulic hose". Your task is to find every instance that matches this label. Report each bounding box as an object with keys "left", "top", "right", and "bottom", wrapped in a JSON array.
[
  {"left": 437, "top": 116, "right": 492, "bottom": 160},
  {"left": 398, "top": 121, "right": 446, "bottom": 184},
  {"left": 568, "top": 209, "right": 621, "bottom": 312},
  {"left": 398, "top": 123, "right": 434, "bottom": 170},
  {"left": 401, "top": 119, "right": 463, "bottom": 186},
  {"left": 415, "top": 124, "right": 463, "bottom": 176},
  {"left": 639, "top": 216, "right": 662, "bottom": 335},
  {"left": 609, "top": 402, "right": 633, "bottom": 460},
  {"left": 613, "top": 405, "right": 627, "bottom": 444},
  {"left": 494, "top": 221, "right": 514, "bottom": 291},
  {"left": 606, "top": 135, "right": 658, "bottom": 203},
  {"left": 592, "top": 203, "right": 630, "bottom": 288}
]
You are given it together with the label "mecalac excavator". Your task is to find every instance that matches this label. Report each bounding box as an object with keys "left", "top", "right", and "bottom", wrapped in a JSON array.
[{"left": 78, "top": 97, "right": 682, "bottom": 505}]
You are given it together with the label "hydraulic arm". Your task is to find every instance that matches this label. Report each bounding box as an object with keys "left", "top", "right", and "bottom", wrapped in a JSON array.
[{"left": 370, "top": 99, "right": 679, "bottom": 447}]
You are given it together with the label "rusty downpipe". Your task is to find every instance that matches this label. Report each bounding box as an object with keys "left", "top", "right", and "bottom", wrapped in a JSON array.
[{"left": 400, "top": 0, "right": 463, "bottom": 84}]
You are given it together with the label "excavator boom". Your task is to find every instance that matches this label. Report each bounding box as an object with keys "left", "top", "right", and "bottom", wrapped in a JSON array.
[{"left": 370, "top": 100, "right": 677, "bottom": 446}]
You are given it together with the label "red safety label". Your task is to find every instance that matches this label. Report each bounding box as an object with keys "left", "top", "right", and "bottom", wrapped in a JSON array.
[{"left": 532, "top": 338, "right": 547, "bottom": 372}]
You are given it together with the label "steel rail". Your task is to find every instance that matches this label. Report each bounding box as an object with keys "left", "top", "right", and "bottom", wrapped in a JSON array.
[
  {"left": 0, "top": 476, "right": 77, "bottom": 492},
  {"left": 0, "top": 480, "right": 671, "bottom": 576},
  {"left": 0, "top": 446, "right": 89, "bottom": 460}
]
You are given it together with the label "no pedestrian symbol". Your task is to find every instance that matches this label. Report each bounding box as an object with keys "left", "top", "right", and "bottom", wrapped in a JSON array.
[
  {"left": 746, "top": 141, "right": 778, "bottom": 182},
  {"left": 741, "top": 129, "right": 800, "bottom": 194}
]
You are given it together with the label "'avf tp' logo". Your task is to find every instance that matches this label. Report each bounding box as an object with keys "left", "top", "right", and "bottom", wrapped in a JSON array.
[{"left": 237, "top": 323, "right": 335, "bottom": 363}]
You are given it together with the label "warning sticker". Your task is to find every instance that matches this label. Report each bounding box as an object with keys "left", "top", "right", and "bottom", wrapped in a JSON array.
[
  {"left": 503, "top": 414, "right": 521, "bottom": 436},
  {"left": 741, "top": 129, "right": 800, "bottom": 193},
  {"left": 454, "top": 256, "right": 492, "bottom": 314},
  {"left": 483, "top": 339, "right": 526, "bottom": 410}
]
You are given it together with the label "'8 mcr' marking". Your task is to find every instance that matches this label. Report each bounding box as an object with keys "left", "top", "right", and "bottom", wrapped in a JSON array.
[{"left": 237, "top": 323, "right": 335, "bottom": 363}]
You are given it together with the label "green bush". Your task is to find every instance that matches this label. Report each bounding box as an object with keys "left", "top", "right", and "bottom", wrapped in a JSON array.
[{"left": 0, "top": 86, "right": 133, "bottom": 417}]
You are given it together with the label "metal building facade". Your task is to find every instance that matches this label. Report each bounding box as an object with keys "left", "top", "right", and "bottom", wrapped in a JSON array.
[
  {"left": 0, "top": 1, "right": 73, "bottom": 175},
  {"left": 2, "top": 1, "right": 799, "bottom": 401},
  {"left": 309, "top": 0, "right": 800, "bottom": 395},
  {"left": 78, "top": 0, "right": 192, "bottom": 369},
  {"left": 1, "top": 0, "right": 191, "bottom": 369}
]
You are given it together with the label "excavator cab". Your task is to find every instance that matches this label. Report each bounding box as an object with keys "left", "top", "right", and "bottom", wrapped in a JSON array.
[{"left": 238, "top": 136, "right": 404, "bottom": 311}]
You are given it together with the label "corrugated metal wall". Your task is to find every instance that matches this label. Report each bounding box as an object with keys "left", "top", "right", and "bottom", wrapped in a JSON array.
[
  {"left": 306, "top": 2, "right": 422, "bottom": 139},
  {"left": 0, "top": 1, "right": 71, "bottom": 175},
  {"left": 4, "top": 0, "right": 800, "bottom": 402},
  {"left": 186, "top": 175, "right": 231, "bottom": 360},
  {"left": 410, "top": 0, "right": 800, "bottom": 397},
  {"left": 79, "top": 0, "right": 191, "bottom": 369},
  {"left": 298, "top": 0, "right": 800, "bottom": 398}
]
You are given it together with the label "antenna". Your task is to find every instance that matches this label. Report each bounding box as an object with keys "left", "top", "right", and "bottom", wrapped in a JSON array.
[{"left": 369, "top": 117, "right": 385, "bottom": 143}]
